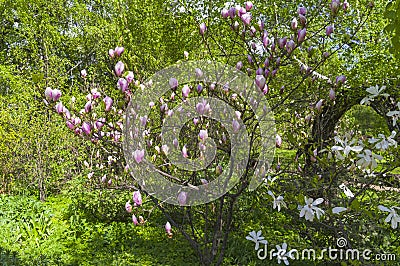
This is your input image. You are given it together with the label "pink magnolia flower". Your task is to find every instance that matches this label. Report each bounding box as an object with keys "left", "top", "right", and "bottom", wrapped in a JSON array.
[
  {"left": 258, "top": 20, "right": 265, "bottom": 31},
  {"left": 238, "top": 7, "right": 246, "bottom": 17},
  {"left": 165, "top": 222, "right": 172, "bottom": 236},
  {"left": 291, "top": 18, "right": 298, "bottom": 30},
  {"left": 132, "top": 214, "right": 139, "bottom": 225},
  {"left": 199, "top": 130, "right": 208, "bottom": 141},
  {"left": 84, "top": 101, "right": 92, "bottom": 113},
  {"left": 114, "top": 61, "right": 124, "bottom": 77},
  {"left": 195, "top": 68, "right": 203, "bottom": 78},
  {"left": 235, "top": 111, "right": 241, "bottom": 120},
  {"left": 298, "top": 6, "right": 307, "bottom": 15},
  {"left": 228, "top": 7, "right": 236, "bottom": 18},
  {"left": 182, "top": 85, "right": 190, "bottom": 98},
  {"left": 330, "top": 0, "right": 340, "bottom": 14},
  {"left": 115, "top": 46, "right": 124, "bottom": 57},
  {"left": 326, "top": 25, "right": 334, "bottom": 36},
  {"left": 193, "top": 118, "right": 199, "bottom": 125},
  {"left": 55, "top": 102, "right": 64, "bottom": 114},
  {"left": 81, "top": 69, "right": 87, "bottom": 78},
  {"left": 140, "top": 116, "right": 147, "bottom": 127},
  {"left": 196, "top": 100, "right": 210, "bottom": 115},
  {"left": 66, "top": 120, "right": 74, "bottom": 130},
  {"left": 126, "top": 71, "right": 134, "bottom": 83},
  {"left": 133, "top": 149, "right": 145, "bottom": 164},
  {"left": 276, "top": 134, "right": 282, "bottom": 148},
  {"left": 133, "top": 190, "right": 142, "bottom": 206},
  {"left": 245, "top": 1, "right": 253, "bottom": 11},
  {"left": 299, "top": 14, "right": 307, "bottom": 26},
  {"left": 278, "top": 37, "right": 287, "bottom": 49},
  {"left": 298, "top": 28, "right": 306, "bottom": 43},
  {"left": 52, "top": 89, "right": 62, "bottom": 101},
  {"left": 286, "top": 40, "right": 295, "bottom": 53},
  {"left": 182, "top": 145, "right": 188, "bottom": 158},
  {"left": 241, "top": 13, "right": 251, "bottom": 26},
  {"left": 108, "top": 49, "right": 115, "bottom": 58},
  {"left": 125, "top": 201, "right": 132, "bottom": 213},
  {"left": 103, "top": 96, "right": 113, "bottom": 111},
  {"left": 169, "top": 77, "right": 178, "bottom": 89},
  {"left": 343, "top": 0, "right": 349, "bottom": 11},
  {"left": 336, "top": 75, "right": 346, "bottom": 85},
  {"left": 82, "top": 122, "right": 91, "bottom": 135},
  {"left": 247, "top": 55, "right": 253, "bottom": 64},
  {"left": 91, "top": 89, "right": 101, "bottom": 99},
  {"left": 117, "top": 78, "right": 128, "bottom": 92},
  {"left": 197, "top": 84, "right": 203, "bottom": 93},
  {"left": 199, "top": 23, "right": 207, "bottom": 36},
  {"left": 316, "top": 99, "right": 323, "bottom": 111},
  {"left": 329, "top": 88, "right": 336, "bottom": 100},
  {"left": 177, "top": 191, "right": 187, "bottom": 206},
  {"left": 255, "top": 75, "right": 266, "bottom": 90},
  {"left": 95, "top": 118, "right": 106, "bottom": 130}
]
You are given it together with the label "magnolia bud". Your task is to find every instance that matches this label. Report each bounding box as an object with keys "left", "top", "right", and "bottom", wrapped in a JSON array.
[
  {"left": 299, "top": 14, "right": 307, "bottom": 26},
  {"left": 199, "top": 23, "right": 207, "bottom": 36},
  {"left": 255, "top": 75, "right": 266, "bottom": 90},
  {"left": 286, "top": 40, "right": 295, "bottom": 53},
  {"left": 114, "top": 61, "right": 124, "bottom": 77},
  {"left": 126, "top": 71, "right": 134, "bottom": 83},
  {"left": 169, "top": 77, "right": 178, "bottom": 89},
  {"left": 298, "top": 28, "right": 306, "bottom": 43},
  {"left": 236, "top": 61, "right": 243, "bottom": 70},
  {"left": 298, "top": 6, "right": 307, "bottom": 15},
  {"left": 326, "top": 25, "right": 334, "bottom": 36},
  {"left": 103, "top": 96, "right": 113, "bottom": 111},
  {"left": 177, "top": 191, "right": 187, "bottom": 206},
  {"left": 80, "top": 69, "right": 87, "bottom": 78},
  {"left": 84, "top": 101, "right": 92, "bottom": 113},
  {"left": 182, "top": 85, "right": 190, "bottom": 98},
  {"left": 276, "top": 134, "right": 282, "bottom": 148},
  {"left": 329, "top": 88, "right": 336, "bottom": 100},
  {"left": 316, "top": 99, "right": 323, "bottom": 111},
  {"left": 291, "top": 18, "right": 298, "bottom": 30}
]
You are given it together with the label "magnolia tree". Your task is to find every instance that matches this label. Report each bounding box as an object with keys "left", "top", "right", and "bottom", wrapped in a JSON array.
[{"left": 44, "top": 1, "right": 399, "bottom": 265}]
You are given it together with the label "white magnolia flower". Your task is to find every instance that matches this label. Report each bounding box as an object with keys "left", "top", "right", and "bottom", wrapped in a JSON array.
[
  {"left": 387, "top": 102, "right": 400, "bottom": 127},
  {"left": 360, "top": 85, "right": 389, "bottom": 105},
  {"left": 246, "top": 230, "right": 268, "bottom": 250},
  {"left": 356, "top": 149, "right": 383, "bottom": 169},
  {"left": 339, "top": 183, "right": 354, "bottom": 198},
  {"left": 368, "top": 131, "right": 397, "bottom": 150},
  {"left": 331, "top": 135, "right": 363, "bottom": 160},
  {"left": 300, "top": 197, "right": 325, "bottom": 222},
  {"left": 273, "top": 242, "right": 293, "bottom": 265},
  {"left": 332, "top": 207, "right": 348, "bottom": 214},
  {"left": 378, "top": 205, "right": 400, "bottom": 229},
  {"left": 268, "top": 190, "right": 287, "bottom": 212}
]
